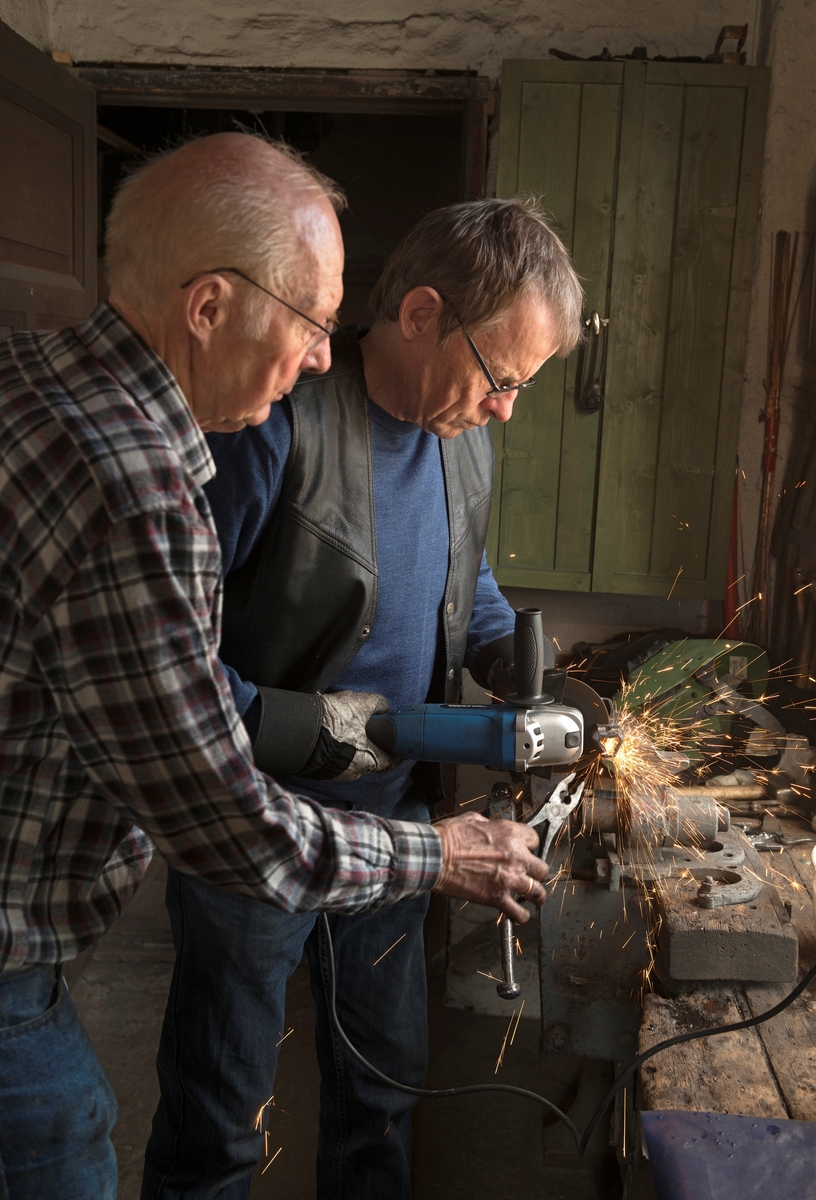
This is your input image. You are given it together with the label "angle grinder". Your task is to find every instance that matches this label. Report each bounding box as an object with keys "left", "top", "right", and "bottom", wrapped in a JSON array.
[{"left": 366, "top": 607, "right": 621, "bottom": 771}]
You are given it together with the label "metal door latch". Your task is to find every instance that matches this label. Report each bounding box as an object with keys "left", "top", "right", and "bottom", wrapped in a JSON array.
[{"left": 575, "top": 311, "right": 610, "bottom": 413}]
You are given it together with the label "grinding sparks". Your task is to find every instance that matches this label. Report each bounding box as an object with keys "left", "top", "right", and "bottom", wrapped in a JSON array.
[
  {"left": 458, "top": 794, "right": 487, "bottom": 808},
  {"left": 494, "top": 1008, "right": 517, "bottom": 1073},
  {"left": 254, "top": 1095, "right": 274, "bottom": 1131},
  {"left": 261, "top": 1147, "right": 282, "bottom": 1174},
  {"left": 372, "top": 933, "right": 406, "bottom": 967},
  {"left": 510, "top": 1001, "right": 525, "bottom": 1045},
  {"left": 666, "top": 566, "right": 684, "bottom": 600}
]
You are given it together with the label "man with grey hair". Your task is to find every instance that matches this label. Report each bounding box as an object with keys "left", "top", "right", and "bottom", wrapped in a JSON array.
[
  {"left": 144, "top": 198, "right": 583, "bottom": 1200},
  {"left": 0, "top": 139, "right": 546, "bottom": 1200}
]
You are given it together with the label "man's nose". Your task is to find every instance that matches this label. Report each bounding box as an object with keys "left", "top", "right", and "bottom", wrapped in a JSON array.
[
  {"left": 482, "top": 391, "right": 517, "bottom": 423},
  {"left": 300, "top": 337, "right": 332, "bottom": 375}
]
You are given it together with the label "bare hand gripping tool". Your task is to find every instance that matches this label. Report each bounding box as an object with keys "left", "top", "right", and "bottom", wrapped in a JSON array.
[
  {"left": 366, "top": 607, "right": 621, "bottom": 1004},
  {"left": 366, "top": 607, "right": 621, "bottom": 771}
]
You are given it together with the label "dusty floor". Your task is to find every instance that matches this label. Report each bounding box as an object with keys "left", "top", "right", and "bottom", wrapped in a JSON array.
[{"left": 72, "top": 858, "right": 622, "bottom": 1199}]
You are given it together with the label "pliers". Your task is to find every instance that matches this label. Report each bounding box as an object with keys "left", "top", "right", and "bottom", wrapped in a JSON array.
[{"left": 528, "top": 772, "right": 586, "bottom": 864}]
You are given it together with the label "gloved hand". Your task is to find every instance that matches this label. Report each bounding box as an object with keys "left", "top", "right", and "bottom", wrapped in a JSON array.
[
  {"left": 298, "top": 690, "right": 403, "bottom": 782},
  {"left": 486, "top": 655, "right": 516, "bottom": 702}
]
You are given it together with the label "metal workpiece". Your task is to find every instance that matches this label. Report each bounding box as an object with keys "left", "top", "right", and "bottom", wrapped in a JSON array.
[
  {"left": 487, "top": 782, "right": 516, "bottom": 822},
  {"left": 625, "top": 786, "right": 730, "bottom": 849},
  {"left": 581, "top": 790, "right": 619, "bottom": 835},
  {"left": 696, "top": 871, "right": 763, "bottom": 909},
  {"left": 581, "top": 786, "right": 729, "bottom": 846}
]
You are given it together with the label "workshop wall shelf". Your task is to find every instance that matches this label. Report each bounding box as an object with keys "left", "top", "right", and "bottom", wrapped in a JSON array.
[{"left": 487, "top": 60, "right": 770, "bottom": 599}]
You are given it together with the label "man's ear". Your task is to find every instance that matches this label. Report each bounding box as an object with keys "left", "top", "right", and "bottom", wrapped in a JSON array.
[
  {"left": 184, "top": 275, "right": 232, "bottom": 347},
  {"left": 398, "top": 286, "right": 444, "bottom": 341}
]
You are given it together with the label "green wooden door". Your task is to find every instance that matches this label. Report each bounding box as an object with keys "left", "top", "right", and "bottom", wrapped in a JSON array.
[
  {"left": 489, "top": 60, "right": 769, "bottom": 600},
  {"left": 487, "top": 62, "right": 624, "bottom": 590}
]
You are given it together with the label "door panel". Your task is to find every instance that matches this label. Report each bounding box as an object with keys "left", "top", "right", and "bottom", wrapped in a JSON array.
[
  {"left": 650, "top": 85, "right": 746, "bottom": 584},
  {"left": 555, "top": 81, "right": 623, "bottom": 576},
  {"left": 493, "top": 59, "right": 769, "bottom": 600},
  {"left": 594, "top": 74, "right": 685, "bottom": 585},
  {"left": 594, "top": 64, "right": 767, "bottom": 598},
  {"left": 488, "top": 62, "right": 623, "bottom": 591},
  {"left": 0, "top": 20, "right": 96, "bottom": 332}
]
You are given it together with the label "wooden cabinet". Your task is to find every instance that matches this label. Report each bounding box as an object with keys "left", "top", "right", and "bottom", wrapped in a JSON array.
[
  {"left": 487, "top": 60, "right": 769, "bottom": 599},
  {"left": 0, "top": 21, "right": 97, "bottom": 333}
]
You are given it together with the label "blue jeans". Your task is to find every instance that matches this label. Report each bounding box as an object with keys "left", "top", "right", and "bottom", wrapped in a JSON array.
[
  {"left": 142, "top": 868, "right": 430, "bottom": 1200},
  {"left": 0, "top": 964, "right": 118, "bottom": 1200}
]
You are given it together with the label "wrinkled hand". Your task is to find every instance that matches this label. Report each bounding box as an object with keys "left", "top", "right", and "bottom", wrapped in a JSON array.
[
  {"left": 432, "top": 813, "right": 548, "bottom": 923},
  {"left": 319, "top": 690, "right": 403, "bottom": 781}
]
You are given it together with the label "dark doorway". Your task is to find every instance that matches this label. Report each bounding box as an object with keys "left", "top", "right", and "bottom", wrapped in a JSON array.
[{"left": 97, "top": 106, "right": 465, "bottom": 324}]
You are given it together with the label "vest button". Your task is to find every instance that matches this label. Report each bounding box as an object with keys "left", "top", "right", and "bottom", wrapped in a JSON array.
[
  {"left": 447, "top": 668, "right": 455, "bottom": 680},
  {"left": 361, "top": 625, "right": 371, "bottom": 637},
  {"left": 446, "top": 602, "right": 454, "bottom": 614}
]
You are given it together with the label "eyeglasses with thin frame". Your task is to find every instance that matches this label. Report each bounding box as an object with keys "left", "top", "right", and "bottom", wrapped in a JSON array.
[
  {"left": 180, "top": 267, "right": 338, "bottom": 348},
  {"left": 455, "top": 314, "right": 537, "bottom": 398}
]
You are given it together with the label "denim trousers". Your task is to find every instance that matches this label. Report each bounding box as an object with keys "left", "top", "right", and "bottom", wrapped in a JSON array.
[
  {"left": 0, "top": 963, "right": 118, "bottom": 1199},
  {"left": 142, "top": 867, "right": 430, "bottom": 1200}
]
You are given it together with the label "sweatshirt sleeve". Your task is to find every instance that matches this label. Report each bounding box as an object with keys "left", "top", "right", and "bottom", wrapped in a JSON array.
[{"left": 204, "top": 405, "right": 292, "bottom": 721}]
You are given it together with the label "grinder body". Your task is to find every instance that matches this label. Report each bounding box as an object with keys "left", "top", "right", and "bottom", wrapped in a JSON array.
[
  {"left": 366, "top": 608, "right": 614, "bottom": 772},
  {"left": 366, "top": 701, "right": 584, "bottom": 773}
]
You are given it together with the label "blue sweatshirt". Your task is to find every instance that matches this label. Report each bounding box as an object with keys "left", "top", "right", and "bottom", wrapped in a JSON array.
[{"left": 205, "top": 396, "right": 515, "bottom": 816}]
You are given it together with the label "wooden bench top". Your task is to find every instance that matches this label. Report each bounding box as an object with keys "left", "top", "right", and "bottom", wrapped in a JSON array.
[{"left": 637, "top": 819, "right": 816, "bottom": 1122}]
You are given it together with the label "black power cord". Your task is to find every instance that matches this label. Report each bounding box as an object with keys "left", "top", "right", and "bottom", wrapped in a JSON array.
[{"left": 320, "top": 913, "right": 816, "bottom": 1154}]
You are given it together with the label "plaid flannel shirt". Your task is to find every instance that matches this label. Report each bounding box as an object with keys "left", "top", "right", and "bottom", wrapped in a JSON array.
[{"left": 0, "top": 304, "right": 442, "bottom": 973}]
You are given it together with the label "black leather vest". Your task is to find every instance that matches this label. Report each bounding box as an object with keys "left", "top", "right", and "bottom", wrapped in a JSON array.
[{"left": 218, "top": 326, "right": 495, "bottom": 703}]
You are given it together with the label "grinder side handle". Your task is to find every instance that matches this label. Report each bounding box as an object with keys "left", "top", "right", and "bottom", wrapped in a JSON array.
[{"left": 512, "top": 608, "right": 546, "bottom": 705}]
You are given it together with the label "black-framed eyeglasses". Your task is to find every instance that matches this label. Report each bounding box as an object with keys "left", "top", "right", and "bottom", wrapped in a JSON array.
[
  {"left": 180, "top": 267, "right": 338, "bottom": 347},
  {"left": 455, "top": 314, "right": 537, "bottom": 398}
]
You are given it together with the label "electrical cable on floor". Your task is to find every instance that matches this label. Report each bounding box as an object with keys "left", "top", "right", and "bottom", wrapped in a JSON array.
[{"left": 320, "top": 913, "right": 816, "bottom": 1154}]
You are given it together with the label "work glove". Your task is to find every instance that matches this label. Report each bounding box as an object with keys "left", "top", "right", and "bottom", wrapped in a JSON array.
[
  {"left": 298, "top": 690, "right": 403, "bottom": 782},
  {"left": 473, "top": 632, "right": 556, "bottom": 702},
  {"left": 486, "top": 655, "right": 516, "bottom": 702}
]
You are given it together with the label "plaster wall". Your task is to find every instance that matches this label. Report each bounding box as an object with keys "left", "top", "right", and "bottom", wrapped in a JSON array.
[
  {"left": 0, "top": 0, "right": 49, "bottom": 50},
  {"left": 46, "top": 1, "right": 757, "bottom": 74}
]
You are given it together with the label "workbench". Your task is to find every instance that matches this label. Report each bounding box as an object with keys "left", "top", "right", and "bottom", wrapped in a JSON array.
[{"left": 625, "top": 815, "right": 816, "bottom": 1198}]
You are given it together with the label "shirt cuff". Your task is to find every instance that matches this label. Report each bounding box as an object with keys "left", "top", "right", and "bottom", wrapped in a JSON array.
[{"left": 383, "top": 819, "right": 444, "bottom": 902}]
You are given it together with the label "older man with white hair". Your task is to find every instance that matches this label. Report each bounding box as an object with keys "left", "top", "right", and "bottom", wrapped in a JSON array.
[{"left": 0, "top": 134, "right": 546, "bottom": 1200}]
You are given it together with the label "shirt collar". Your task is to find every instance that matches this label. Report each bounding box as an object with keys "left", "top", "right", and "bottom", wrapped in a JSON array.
[{"left": 75, "top": 302, "right": 215, "bottom": 487}]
